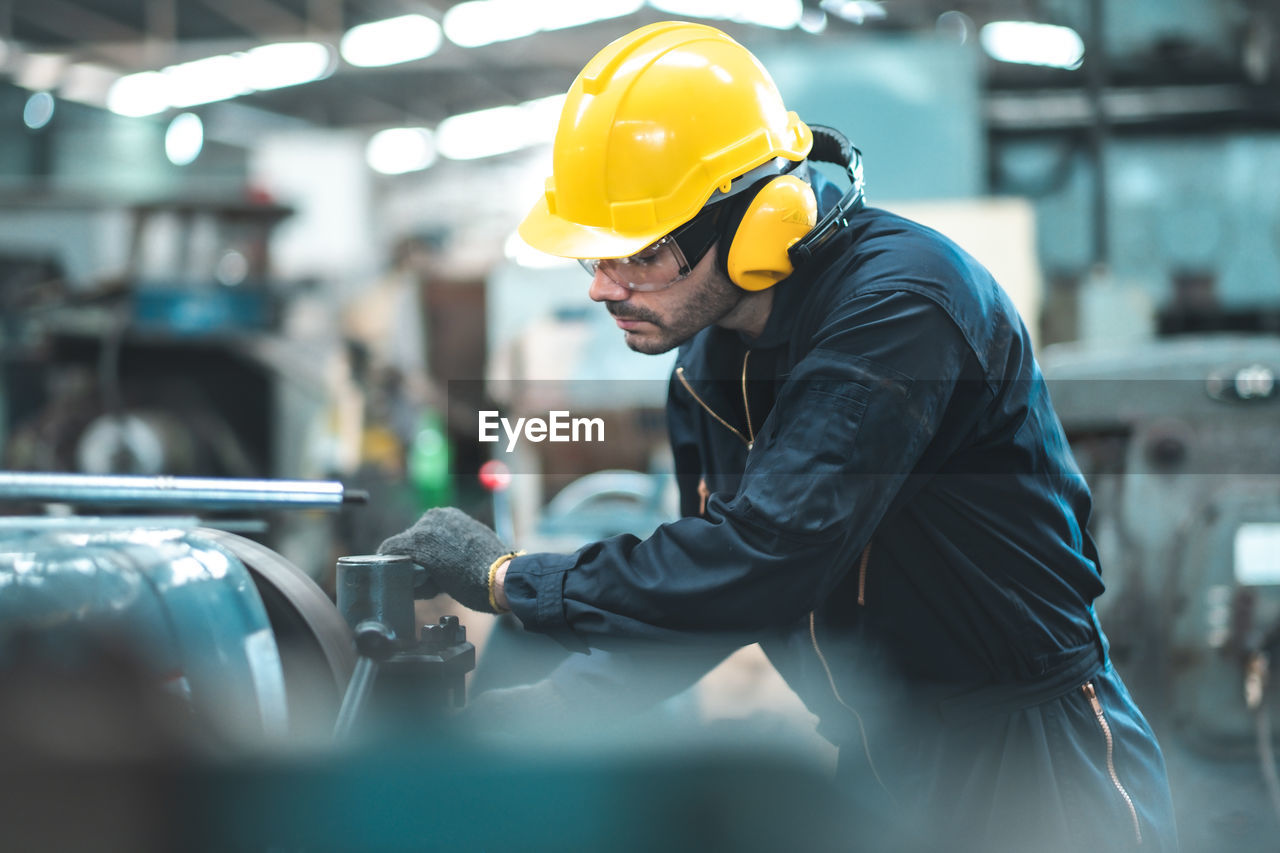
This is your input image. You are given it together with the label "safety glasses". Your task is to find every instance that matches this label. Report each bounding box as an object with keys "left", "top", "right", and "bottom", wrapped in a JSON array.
[{"left": 580, "top": 205, "right": 722, "bottom": 292}]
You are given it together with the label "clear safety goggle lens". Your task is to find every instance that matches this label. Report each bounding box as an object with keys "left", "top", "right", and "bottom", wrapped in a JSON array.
[{"left": 579, "top": 234, "right": 692, "bottom": 293}]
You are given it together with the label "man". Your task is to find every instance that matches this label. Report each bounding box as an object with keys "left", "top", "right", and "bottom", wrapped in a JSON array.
[{"left": 380, "top": 21, "right": 1177, "bottom": 852}]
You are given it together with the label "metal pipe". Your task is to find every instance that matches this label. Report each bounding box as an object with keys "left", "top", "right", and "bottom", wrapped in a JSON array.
[{"left": 0, "top": 472, "right": 364, "bottom": 511}]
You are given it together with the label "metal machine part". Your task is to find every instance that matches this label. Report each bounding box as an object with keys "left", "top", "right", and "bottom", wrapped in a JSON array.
[
  {"left": 0, "top": 511, "right": 473, "bottom": 748},
  {"left": 332, "top": 554, "right": 474, "bottom": 737},
  {"left": 203, "top": 528, "right": 357, "bottom": 740},
  {"left": 0, "top": 517, "right": 293, "bottom": 742}
]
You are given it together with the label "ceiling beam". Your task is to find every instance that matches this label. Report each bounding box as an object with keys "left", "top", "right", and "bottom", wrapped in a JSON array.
[
  {"left": 12, "top": 0, "right": 144, "bottom": 65},
  {"left": 195, "top": 0, "right": 308, "bottom": 40}
]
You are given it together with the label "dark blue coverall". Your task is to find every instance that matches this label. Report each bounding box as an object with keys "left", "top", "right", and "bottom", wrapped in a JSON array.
[{"left": 502, "top": 188, "right": 1178, "bottom": 852}]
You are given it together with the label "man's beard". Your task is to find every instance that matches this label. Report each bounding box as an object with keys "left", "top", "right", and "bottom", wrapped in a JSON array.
[{"left": 608, "top": 271, "right": 741, "bottom": 355}]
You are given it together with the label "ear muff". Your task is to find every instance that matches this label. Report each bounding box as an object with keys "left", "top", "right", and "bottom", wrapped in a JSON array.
[{"left": 724, "top": 175, "right": 818, "bottom": 291}]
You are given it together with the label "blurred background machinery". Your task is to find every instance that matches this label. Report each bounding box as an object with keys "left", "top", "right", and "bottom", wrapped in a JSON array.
[{"left": 1044, "top": 334, "right": 1280, "bottom": 851}]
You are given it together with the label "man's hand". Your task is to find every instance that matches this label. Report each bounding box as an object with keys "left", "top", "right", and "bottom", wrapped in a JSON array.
[{"left": 377, "top": 507, "right": 511, "bottom": 613}]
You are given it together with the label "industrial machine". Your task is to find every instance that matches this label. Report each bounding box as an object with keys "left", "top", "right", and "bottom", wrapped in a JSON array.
[
  {"left": 0, "top": 471, "right": 847, "bottom": 852},
  {"left": 1043, "top": 334, "right": 1280, "bottom": 851},
  {"left": 0, "top": 472, "right": 472, "bottom": 743}
]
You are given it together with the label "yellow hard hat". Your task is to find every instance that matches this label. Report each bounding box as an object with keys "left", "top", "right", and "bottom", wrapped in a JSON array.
[{"left": 518, "top": 21, "right": 813, "bottom": 260}]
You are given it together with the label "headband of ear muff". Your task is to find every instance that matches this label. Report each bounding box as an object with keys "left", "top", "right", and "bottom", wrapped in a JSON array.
[{"left": 712, "top": 125, "right": 865, "bottom": 291}]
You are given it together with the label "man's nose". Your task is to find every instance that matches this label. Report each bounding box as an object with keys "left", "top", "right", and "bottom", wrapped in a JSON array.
[{"left": 588, "top": 267, "right": 631, "bottom": 303}]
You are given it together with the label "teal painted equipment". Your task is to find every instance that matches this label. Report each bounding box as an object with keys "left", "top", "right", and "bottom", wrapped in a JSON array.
[{"left": 0, "top": 515, "right": 355, "bottom": 742}]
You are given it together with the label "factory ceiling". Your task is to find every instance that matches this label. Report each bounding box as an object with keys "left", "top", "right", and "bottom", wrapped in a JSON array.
[{"left": 1, "top": 0, "right": 1276, "bottom": 134}]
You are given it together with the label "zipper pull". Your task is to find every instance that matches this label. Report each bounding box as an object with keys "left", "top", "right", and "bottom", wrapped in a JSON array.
[
  {"left": 1082, "top": 681, "right": 1102, "bottom": 713},
  {"left": 1246, "top": 651, "right": 1269, "bottom": 711}
]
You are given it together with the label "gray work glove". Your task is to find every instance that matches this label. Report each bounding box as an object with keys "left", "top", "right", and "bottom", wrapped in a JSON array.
[{"left": 377, "top": 507, "right": 510, "bottom": 613}]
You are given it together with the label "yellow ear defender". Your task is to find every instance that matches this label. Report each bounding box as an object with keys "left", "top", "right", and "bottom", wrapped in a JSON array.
[
  {"left": 720, "top": 125, "right": 866, "bottom": 292},
  {"left": 725, "top": 174, "right": 819, "bottom": 292}
]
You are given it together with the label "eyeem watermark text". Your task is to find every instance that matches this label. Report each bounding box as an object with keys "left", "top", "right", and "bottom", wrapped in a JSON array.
[{"left": 479, "top": 410, "right": 605, "bottom": 451}]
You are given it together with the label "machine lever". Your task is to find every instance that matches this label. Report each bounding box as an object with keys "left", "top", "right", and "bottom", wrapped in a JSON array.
[{"left": 332, "top": 619, "right": 397, "bottom": 739}]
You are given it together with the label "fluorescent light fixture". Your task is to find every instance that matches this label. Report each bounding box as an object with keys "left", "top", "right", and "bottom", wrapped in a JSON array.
[
  {"left": 444, "top": 0, "right": 642, "bottom": 48},
  {"left": 443, "top": 0, "right": 538, "bottom": 47},
  {"left": 61, "top": 63, "right": 120, "bottom": 105},
  {"left": 18, "top": 52, "right": 68, "bottom": 91},
  {"left": 23, "top": 92, "right": 55, "bottom": 129},
  {"left": 436, "top": 104, "right": 526, "bottom": 159},
  {"left": 504, "top": 231, "right": 574, "bottom": 268},
  {"left": 648, "top": 0, "right": 803, "bottom": 30},
  {"left": 521, "top": 93, "right": 568, "bottom": 140},
  {"left": 165, "top": 55, "right": 251, "bottom": 107},
  {"left": 366, "top": 127, "right": 437, "bottom": 175},
  {"left": 165, "top": 112, "right": 204, "bottom": 165},
  {"left": 818, "top": 0, "right": 886, "bottom": 25},
  {"left": 107, "top": 42, "right": 333, "bottom": 117},
  {"left": 436, "top": 94, "right": 565, "bottom": 161},
  {"left": 342, "top": 14, "right": 442, "bottom": 67},
  {"left": 243, "top": 42, "right": 333, "bottom": 90},
  {"left": 542, "top": 0, "right": 644, "bottom": 31},
  {"left": 980, "top": 21, "right": 1085, "bottom": 69},
  {"left": 108, "top": 71, "right": 171, "bottom": 117}
]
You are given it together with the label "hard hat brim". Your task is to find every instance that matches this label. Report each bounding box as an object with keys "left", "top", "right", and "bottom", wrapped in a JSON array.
[{"left": 517, "top": 197, "right": 668, "bottom": 261}]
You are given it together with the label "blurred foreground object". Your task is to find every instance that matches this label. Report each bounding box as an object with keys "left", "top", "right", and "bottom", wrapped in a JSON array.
[{"left": 0, "top": 472, "right": 848, "bottom": 851}]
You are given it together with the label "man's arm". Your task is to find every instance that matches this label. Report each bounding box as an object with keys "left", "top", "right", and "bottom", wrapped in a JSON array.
[{"left": 501, "top": 290, "right": 971, "bottom": 649}]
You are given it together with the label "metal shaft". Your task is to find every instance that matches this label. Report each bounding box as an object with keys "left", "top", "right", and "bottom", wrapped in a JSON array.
[
  {"left": 0, "top": 472, "right": 364, "bottom": 511},
  {"left": 333, "top": 656, "right": 379, "bottom": 739}
]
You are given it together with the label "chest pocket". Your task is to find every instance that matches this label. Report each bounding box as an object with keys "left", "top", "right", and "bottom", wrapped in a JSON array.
[{"left": 737, "top": 379, "right": 871, "bottom": 537}]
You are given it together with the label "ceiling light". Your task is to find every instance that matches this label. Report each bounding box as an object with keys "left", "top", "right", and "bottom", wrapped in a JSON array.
[
  {"left": 436, "top": 104, "right": 527, "bottom": 159},
  {"left": 23, "top": 92, "right": 55, "bottom": 130},
  {"left": 521, "top": 93, "right": 567, "bottom": 140},
  {"left": 542, "top": 0, "right": 643, "bottom": 31},
  {"left": 107, "top": 71, "right": 171, "bottom": 117},
  {"left": 107, "top": 42, "right": 335, "bottom": 117},
  {"left": 342, "top": 14, "right": 443, "bottom": 66},
  {"left": 165, "top": 112, "right": 204, "bottom": 166},
  {"left": 243, "top": 42, "right": 333, "bottom": 90},
  {"left": 367, "top": 127, "right": 437, "bottom": 175},
  {"left": 166, "top": 54, "right": 251, "bottom": 108},
  {"left": 61, "top": 63, "right": 119, "bottom": 104},
  {"left": 980, "top": 21, "right": 1085, "bottom": 69},
  {"left": 648, "top": 0, "right": 804, "bottom": 30},
  {"left": 818, "top": 0, "right": 886, "bottom": 25},
  {"left": 436, "top": 94, "right": 565, "bottom": 161},
  {"left": 17, "top": 53, "right": 67, "bottom": 91},
  {"left": 444, "top": 0, "right": 642, "bottom": 49},
  {"left": 443, "top": 0, "right": 537, "bottom": 48}
]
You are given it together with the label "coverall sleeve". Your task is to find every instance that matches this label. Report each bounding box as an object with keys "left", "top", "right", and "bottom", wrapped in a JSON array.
[{"left": 504, "top": 290, "right": 971, "bottom": 650}]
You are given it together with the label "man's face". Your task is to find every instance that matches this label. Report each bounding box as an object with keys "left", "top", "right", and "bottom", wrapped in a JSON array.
[{"left": 588, "top": 246, "right": 742, "bottom": 355}]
